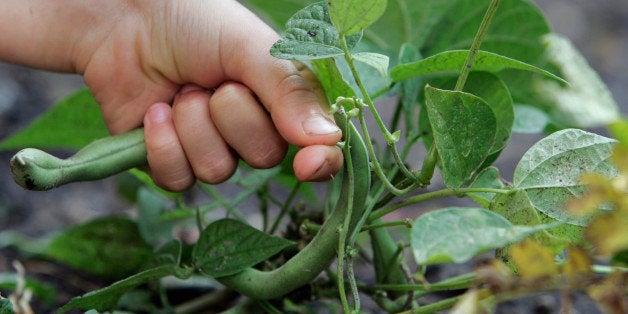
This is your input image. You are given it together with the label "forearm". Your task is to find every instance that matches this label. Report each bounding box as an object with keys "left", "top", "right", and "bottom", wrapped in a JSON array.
[{"left": 0, "top": 0, "right": 128, "bottom": 73}]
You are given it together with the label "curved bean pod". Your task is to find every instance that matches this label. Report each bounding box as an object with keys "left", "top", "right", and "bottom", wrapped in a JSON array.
[
  {"left": 10, "top": 128, "right": 146, "bottom": 190},
  {"left": 218, "top": 119, "right": 371, "bottom": 299}
]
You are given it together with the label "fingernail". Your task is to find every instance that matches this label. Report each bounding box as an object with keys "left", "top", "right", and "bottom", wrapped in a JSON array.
[
  {"left": 147, "top": 105, "right": 169, "bottom": 124},
  {"left": 303, "top": 114, "right": 340, "bottom": 135}
]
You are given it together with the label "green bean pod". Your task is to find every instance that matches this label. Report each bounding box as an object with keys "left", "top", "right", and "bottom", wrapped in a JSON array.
[
  {"left": 9, "top": 128, "right": 147, "bottom": 190},
  {"left": 219, "top": 119, "right": 371, "bottom": 299},
  {"left": 8, "top": 117, "right": 371, "bottom": 300}
]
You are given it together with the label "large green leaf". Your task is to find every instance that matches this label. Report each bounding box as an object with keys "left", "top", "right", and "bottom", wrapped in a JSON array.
[
  {"left": 424, "top": 86, "right": 497, "bottom": 188},
  {"left": 193, "top": 219, "right": 294, "bottom": 278},
  {"left": 462, "top": 72, "right": 513, "bottom": 154},
  {"left": 270, "top": 2, "right": 363, "bottom": 60},
  {"left": 490, "top": 190, "right": 572, "bottom": 252},
  {"left": 45, "top": 217, "right": 152, "bottom": 278},
  {"left": 329, "top": 0, "right": 387, "bottom": 36},
  {"left": 0, "top": 88, "right": 108, "bottom": 151},
  {"left": 411, "top": 207, "right": 552, "bottom": 265},
  {"left": 391, "top": 50, "right": 565, "bottom": 83},
  {"left": 398, "top": 43, "right": 422, "bottom": 135},
  {"left": 59, "top": 266, "right": 173, "bottom": 313},
  {"left": 241, "top": 0, "right": 315, "bottom": 29},
  {"left": 422, "top": 0, "right": 550, "bottom": 63},
  {"left": 514, "top": 129, "right": 617, "bottom": 225}
]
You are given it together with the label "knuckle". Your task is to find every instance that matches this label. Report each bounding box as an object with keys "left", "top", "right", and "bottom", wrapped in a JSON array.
[{"left": 194, "top": 156, "right": 237, "bottom": 184}]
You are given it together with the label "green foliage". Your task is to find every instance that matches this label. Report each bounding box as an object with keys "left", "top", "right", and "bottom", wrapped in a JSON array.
[
  {"left": 391, "top": 50, "right": 565, "bottom": 83},
  {"left": 513, "top": 129, "right": 618, "bottom": 225},
  {"left": 411, "top": 207, "right": 554, "bottom": 265},
  {"left": 0, "top": 88, "right": 108, "bottom": 150},
  {"left": 45, "top": 217, "right": 153, "bottom": 278},
  {"left": 193, "top": 219, "right": 294, "bottom": 278},
  {"left": 424, "top": 86, "right": 497, "bottom": 187},
  {"left": 1, "top": 0, "right": 625, "bottom": 312},
  {"left": 270, "top": 2, "right": 363, "bottom": 60}
]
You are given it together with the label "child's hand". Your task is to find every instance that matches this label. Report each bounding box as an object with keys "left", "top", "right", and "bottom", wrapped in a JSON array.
[{"left": 0, "top": 0, "right": 343, "bottom": 191}]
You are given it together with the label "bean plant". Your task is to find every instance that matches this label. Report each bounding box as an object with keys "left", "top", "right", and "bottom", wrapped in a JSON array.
[{"left": 1, "top": 0, "right": 626, "bottom": 313}]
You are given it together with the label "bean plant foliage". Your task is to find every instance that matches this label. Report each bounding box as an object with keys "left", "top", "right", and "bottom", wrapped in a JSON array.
[{"left": 0, "top": 0, "right": 626, "bottom": 313}]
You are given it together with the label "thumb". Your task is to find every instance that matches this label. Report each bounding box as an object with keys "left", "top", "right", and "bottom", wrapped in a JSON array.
[{"left": 221, "top": 2, "right": 342, "bottom": 147}]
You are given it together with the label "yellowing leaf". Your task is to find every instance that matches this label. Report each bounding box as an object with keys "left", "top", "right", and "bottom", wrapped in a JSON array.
[
  {"left": 586, "top": 211, "right": 628, "bottom": 256},
  {"left": 587, "top": 271, "right": 627, "bottom": 314},
  {"left": 510, "top": 240, "right": 558, "bottom": 278},
  {"left": 562, "top": 247, "right": 592, "bottom": 280}
]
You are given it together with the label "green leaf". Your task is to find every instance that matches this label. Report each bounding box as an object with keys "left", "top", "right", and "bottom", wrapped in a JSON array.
[
  {"left": 490, "top": 190, "right": 571, "bottom": 252},
  {"left": 352, "top": 52, "right": 389, "bottom": 77},
  {"left": 137, "top": 188, "right": 175, "bottom": 248},
  {"left": 329, "top": 0, "right": 387, "bottom": 35},
  {"left": 311, "top": 57, "right": 356, "bottom": 101},
  {"left": 241, "top": 0, "right": 315, "bottom": 29},
  {"left": 468, "top": 167, "right": 503, "bottom": 208},
  {"left": 193, "top": 219, "right": 294, "bottom": 278},
  {"left": 45, "top": 217, "right": 152, "bottom": 278},
  {"left": 411, "top": 207, "right": 553, "bottom": 265},
  {"left": 513, "top": 104, "right": 550, "bottom": 134},
  {"left": 59, "top": 266, "right": 174, "bottom": 313},
  {"left": 514, "top": 129, "right": 618, "bottom": 226},
  {"left": 398, "top": 43, "right": 422, "bottom": 135},
  {"left": 391, "top": 50, "right": 565, "bottom": 83},
  {"left": 534, "top": 34, "right": 620, "bottom": 128},
  {"left": 462, "top": 72, "right": 513, "bottom": 154},
  {"left": 423, "top": 0, "right": 551, "bottom": 64},
  {"left": 270, "top": 2, "right": 363, "bottom": 60},
  {"left": 0, "top": 88, "right": 109, "bottom": 151},
  {"left": 0, "top": 298, "right": 13, "bottom": 314},
  {"left": 424, "top": 86, "right": 497, "bottom": 188}
]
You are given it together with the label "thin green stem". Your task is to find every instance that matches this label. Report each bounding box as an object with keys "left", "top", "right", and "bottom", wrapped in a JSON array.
[
  {"left": 454, "top": 0, "right": 501, "bottom": 91},
  {"left": 337, "top": 114, "right": 355, "bottom": 313},
  {"left": 340, "top": 36, "right": 390, "bottom": 140},
  {"left": 398, "top": 296, "right": 462, "bottom": 314},
  {"left": 361, "top": 219, "right": 412, "bottom": 232},
  {"left": 371, "top": 273, "right": 476, "bottom": 293},
  {"left": 268, "top": 181, "right": 301, "bottom": 234},
  {"left": 358, "top": 110, "right": 414, "bottom": 196},
  {"left": 340, "top": 35, "right": 419, "bottom": 195},
  {"left": 199, "top": 184, "right": 245, "bottom": 221},
  {"left": 368, "top": 187, "right": 510, "bottom": 223}
]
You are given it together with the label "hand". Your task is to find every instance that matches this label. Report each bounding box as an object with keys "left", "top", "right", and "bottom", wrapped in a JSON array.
[{"left": 1, "top": 0, "right": 344, "bottom": 191}]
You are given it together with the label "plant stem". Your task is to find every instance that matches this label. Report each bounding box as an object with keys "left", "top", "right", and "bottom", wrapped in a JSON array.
[
  {"left": 268, "top": 181, "right": 301, "bottom": 234},
  {"left": 370, "top": 273, "right": 476, "bottom": 293},
  {"left": 340, "top": 36, "right": 418, "bottom": 194},
  {"left": 368, "top": 187, "right": 510, "bottom": 222},
  {"left": 454, "top": 0, "right": 502, "bottom": 91},
  {"left": 361, "top": 219, "right": 412, "bottom": 232},
  {"left": 337, "top": 114, "right": 355, "bottom": 313},
  {"left": 398, "top": 296, "right": 462, "bottom": 314}
]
